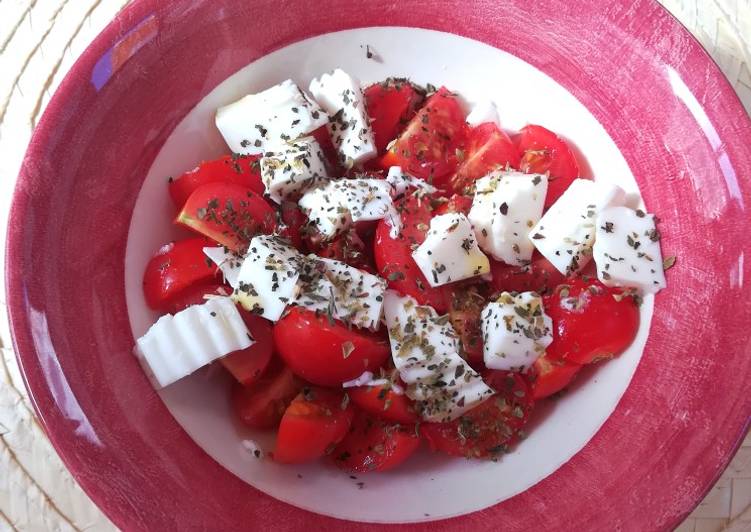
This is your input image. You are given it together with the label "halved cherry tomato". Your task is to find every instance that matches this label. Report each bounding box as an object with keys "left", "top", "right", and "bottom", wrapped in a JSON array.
[
  {"left": 514, "top": 125, "right": 580, "bottom": 209},
  {"left": 274, "top": 387, "right": 354, "bottom": 464},
  {"left": 315, "top": 229, "right": 375, "bottom": 273},
  {"left": 232, "top": 357, "right": 302, "bottom": 429},
  {"left": 176, "top": 182, "right": 277, "bottom": 251},
  {"left": 434, "top": 193, "right": 473, "bottom": 216},
  {"left": 422, "top": 372, "right": 533, "bottom": 458},
  {"left": 489, "top": 253, "right": 565, "bottom": 295},
  {"left": 169, "top": 154, "right": 264, "bottom": 208},
  {"left": 528, "top": 353, "right": 582, "bottom": 400},
  {"left": 273, "top": 307, "right": 391, "bottom": 386},
  {"left": 364, "top": 78, "right": 424, "bottom": 154},
  {"left": 142, "top": 237, "right": 217, "bottom": 310},
  {"left": 333, "top": 411, "right": 420, "bottom": 472},
  {"left": 348, "top": 385, "right": 419, "bottom": 424},
  {"left": 543, "top": 278, "right": 639, "bottom": 364},
  {"left": 449, "top": 123, "right": 519, "bottom": 194},
  {"left": 166, "top": 282, "right": 230, "bottom": 314},
  {"left": 380, "top": 87, "right": 467, "bottom": 188},
  {"left": 310, "top": 125, "right": 338, "bottom": 169},
  {"left": 279, "top": 201, "right": 307, "bottom": 250},
  {"left": 374, "top": 194, "right": 452, "bottom": 313},
  {"left": 448, "top": 285, "right": 486, "bottom": 366}
]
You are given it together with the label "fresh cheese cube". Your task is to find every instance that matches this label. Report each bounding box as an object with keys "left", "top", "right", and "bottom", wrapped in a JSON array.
[
  {"left": 481, "top": 292, "right": 553, "bottom": 371},
  {"left": 260, "top": 136, "right": 328, "bottom": 203},
  {"left": 593, "top": 206, "right": 667, "bottom": 293},
  {"left": 232, "top": 235, "right": 304, "bottom": 321},
  {"left": 466, "top": 100, "right": 501, "bottom": 128},
  {"left": 203, "top": 246, "right": 243, "bottom": 288},
  {"left": 215, "top": 79, "right": 328, "bottom": 155},
  {"left": 295, "top": 256, "right": 387, "bottom": 330},
  {"left": 298, "top": 178, "right": 400, "bottom": 239},
  {"left": 309, "top": 69, "right": 376, "bottom": 167},
  {"left": 468, "top": 170, "right": 548, "bottom": 265},
  {"left": 531, "top": 178, "right": 625, "bottom": 275},
  {"left": 385, "top": 166, "right": 437, "bottom": 197},
  {"left": 412, "top": 213, "right": 490, "bottom": 287},
  {"left": 134, "top": 297, "right": 252, "bottom": 388},
  {"left": 384, "top": 291, "right": 494, "bottom": 422}
]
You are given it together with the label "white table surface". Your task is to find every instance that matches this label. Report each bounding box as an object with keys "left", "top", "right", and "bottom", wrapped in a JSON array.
[{"left": 1, "top": 1, "right": 749, "bottom": 530}]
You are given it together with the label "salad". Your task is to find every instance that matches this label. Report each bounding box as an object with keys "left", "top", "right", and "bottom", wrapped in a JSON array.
[{"left": 134, "top": 68, "right": 670, "bottom": 472}]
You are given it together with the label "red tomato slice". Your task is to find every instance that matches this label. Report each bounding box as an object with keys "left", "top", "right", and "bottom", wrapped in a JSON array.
[
  {"left": 373, "top": 194, "right": 452, "bottom": 313},
  {"left": 232, "top": 357, "right": 302, "bottom": 429},
  {"left": 448, "top": 285, "right": 486, "bottom": 367},
  {"left": 433, "top": 193, "right": 473, "bottom": 216},
  {"left": 422, "top": 372, "right": 533, "bottom": 458},
  {"left": 364, "top": 78, "right": 424, "bottom": 154},
  {"left": 514, "top": 125, "right": 580, "bottom": 209},
  {"left": 274, "top": 387, "right": 354, "bottom": 464},
  {"left": 489, "top": 253, "right": 565, "bottom": 295},
  {"left": 332, "top": 411, "right": 420, "bottom": 473},
  {"left": 142, "top": 237, "right": 217, "bottom": 310},
  {"left": 380, "top": 87, "right": 467, "bottom": 188},
  {"left": 315, "top": 229, "right": 376, "bottom": 273},
  {"left": 165, "top": 282, "right": 230, "bottom": 314},
  {"left": 169, "top": 154, "right": 264, "bottom": 208},
  {"left": 310, "top": 125, "right": 338, "bottom": 169},
  {"left": 449, "top": 123, "right": 520, "bottom": 194},
  {"left": 543, "top": 278, "right": 640, "bottom": 364},
  {"left": 348, "top": 385, "right": 419, "bottom": 424},
  {"left": 528, "top": 353, "right": 582, "bottom": 400},
  {"left": 279, "top": 201, "right": 307, "bottom": 250},
  {"left": 273, "top": 307, "right": 391, "bottom": 386},
  {"left": 176, "top": 182, "right": 277, "bottom": 252}
]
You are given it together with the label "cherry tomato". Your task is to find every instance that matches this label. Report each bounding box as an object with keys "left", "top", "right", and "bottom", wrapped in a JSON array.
[
  {"left": 380, "top": 87, "right": 468, "bottom": 188},
  {"left": 273, "top": 307, "right": 391, "bottom": 386},
  {"left": 142, "top": 237, "right": 217, "bottom": 310},
  {"left": 176, "top": 182, "right": 277, "bottom": 252},
  {"left": 489, "top": 253, "right": 565, "bottom": 295},
  {"left": 374, "top": 194, "right": 452, "bottom": 313},
  {"left": 274, "top": 387, "right": 354, "bottom": 464},
  {"left": 310, "top": 125, "right": 338, "bottom": 169},
  {"left": 543, "top": 278, "right": 640, "bottom": 364},
  {"left": 528, "top": 353, "right": 582, "bottom": 400},
  {"left": 332, "top": 411, "right": 420, "bottom": 472},
  {"left": 514, "top": 125, "right": 580, "bottom": 209},
  {"left": 279, "top": 201, "right": 307, "bottom": 250},
  {"left": 364, "top": 78, "right": 424, "bottom": 154},
  {"left": 434, "top": 193, "right": 473, "bottom": 216},
  {"left": 169, "top": 154, "right": 264, "bottom": 208},
  {"left": 448, "top": 285, "right": 486, "bottom": 367},
  {"left": 449, "top": 123, "right": 519, "bottom": 194},
  {"left": 422, "top": 372, "right": 533, "bottom": 458},
  {"left": 232, "top": 357, "right": 302, "bottom": 429},
  {"left": 315, "top": 229, "right": 375, "bottom": 273},
  {"left": 348, "top": 385, "right": 419, "bottom": 424},
  {"left": 165, "top": 282, "right": 230, "bottom": 314}
]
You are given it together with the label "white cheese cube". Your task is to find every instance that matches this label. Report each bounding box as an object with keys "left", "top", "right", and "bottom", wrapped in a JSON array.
[
  {"left": 134, "top": 297, "right": 252, "bottom": 388},
  {"left": 468, "top": 170, "right": 548, "bottom": 265},
  {"left": 298, "top": 178, "right": 400, "bottom": 239},
  {"left": 203, "top": 246, "right": 243, "bottom": 288},
  {"left": 260, "top": 136, "right": 329, "bottom": 203},
  {"left": 295, "top": 256, "right": 387, "bottom": 330},
  {"left": 385, "top": 166, "right": 437, "bottom": 197},
  {"left": 215, "top": 79, "right": 329, "bottom": 155},
  {"left": 593, "top": 206, "right": 667, "bottom": 293},
  {"left": 481, "top": 292, "right": 553, "bottom": 371},
  {"left": 531, "top": 178, "right": 625, "bottom": 275},
  {"left": 384, "top": 291, "right": 494, "bottom": 422},
  {"left": 232, "top": 235, "right": 304, "bottom": 321},
  {"left": 309, "top": 69, "right": 376, "bottom": 167},
  {"left": 466, "top": 100, "right": 501, "bottom": 128},
  {"left": 412, "top": 213, "right": 490, "bottom": 287}
]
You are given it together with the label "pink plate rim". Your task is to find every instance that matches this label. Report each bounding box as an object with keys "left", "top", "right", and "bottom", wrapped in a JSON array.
[{"left": 6, "top": 0, "right": 751, "bottom": 530}]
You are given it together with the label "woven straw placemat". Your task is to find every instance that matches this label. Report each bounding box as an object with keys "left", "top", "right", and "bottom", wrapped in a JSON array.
[{"left": 0, "top": 1, "right": 749, "bottom": 530}]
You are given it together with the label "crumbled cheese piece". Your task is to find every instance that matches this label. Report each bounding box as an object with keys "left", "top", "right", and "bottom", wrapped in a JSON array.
[
  {"left": 593, "top": 206, "right": 667, "bottom": 293},
  {"left": 215, "top": 79, "right": 328, "bottom": 155},
  {"left": 468, "top": 170, "right": 548, "bottom": 265},
  {"left": 412, "top": 213, "right": 490, "bottom": 287},
  {"left": 383, "top": 291, "right": 494, "bottom": 422},
  {"left": 134, "top": 297, "right": 252, "bottom": 388},
  {"left": 260, "top": 136, "right": 329, "bottom": 203},
  {"left": 531, "top": 178, "right": 625, "bottom": 275},
  {"left": 466, "top": 100, "right": 501, "bottom": 128},
  {"left": 309, "top": 69, "right": 376, "bottom": 167},
  {"left": 203, "top": 246, "right": 243, "bottom": 288},
  {"left": 385, "top": 166, "right": 437, "bottom": 196},
  {"left": 480, "top": 292, "right": 553, "bottom": 371}
]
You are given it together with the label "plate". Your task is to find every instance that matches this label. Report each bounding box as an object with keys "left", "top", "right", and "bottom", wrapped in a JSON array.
[{"left": 7, "top": 0, "right": 751, "bottom": 530}]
